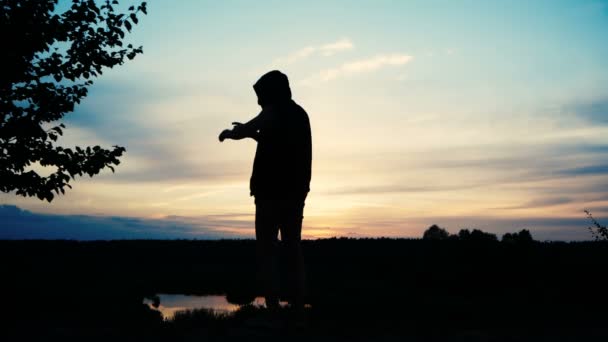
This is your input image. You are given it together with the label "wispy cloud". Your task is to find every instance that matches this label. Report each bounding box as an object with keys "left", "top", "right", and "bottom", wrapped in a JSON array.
[
  {"left": 497, "top": 197, "right": 574, "bottom": 210},
  {"left": 325, "top": 183, "right": 482, "bottom": 195},
  {"left": 272, "top": 38, "right": 354, "bottom": 65},
  {"left": 0, "top": 205, "right": 252, "bottom": 240},
  {"left": 558, "top": 164, "right": 608, "bottom": 176},
  {"left": 302, "top": 53, "right": 413, "bottom": 84},
  {"left": 564, "top": 98, "right": 608, "bottom": 124},
  {"left": 318, "top": 38, "right": 355, "bottom": 56}
]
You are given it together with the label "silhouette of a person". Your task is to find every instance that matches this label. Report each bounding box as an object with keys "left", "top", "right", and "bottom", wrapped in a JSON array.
[{"left": 219, "top": 70, "right": 312, "bottom": 312}]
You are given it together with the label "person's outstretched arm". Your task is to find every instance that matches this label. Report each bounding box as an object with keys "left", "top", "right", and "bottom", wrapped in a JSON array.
[{"left": 218, "top": 112, "right": 265, "bottom": 142}]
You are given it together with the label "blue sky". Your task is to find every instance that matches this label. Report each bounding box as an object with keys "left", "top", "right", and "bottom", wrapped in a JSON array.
[{"left": 1, "top": 0, "right": 608, "bottom": 240}]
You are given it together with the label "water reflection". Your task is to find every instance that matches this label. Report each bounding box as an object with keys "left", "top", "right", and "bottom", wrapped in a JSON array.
[{"left": 143, "top": 294, "right": 285, "bottom": 320}]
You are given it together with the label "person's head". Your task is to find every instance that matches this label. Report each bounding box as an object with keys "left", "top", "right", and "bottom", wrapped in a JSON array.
[{"left": 253, "top": 70, "right": 292, "bottom": 108}]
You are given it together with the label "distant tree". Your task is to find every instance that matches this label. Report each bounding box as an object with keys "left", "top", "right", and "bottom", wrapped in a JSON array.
[
  {"left": 516, "top": 229, "right": 533, "bottom": 242},
  {"left": 0, "top": 0, "right": 147, "bottom": 202},
  {"left": 502, "top": 229, "right": 534, "bottom": 243},
  {"left": 457, "top": 229, "right": 472, "bottom": 240},
  {"left": 422, "top": 224, "right": 450, "bottom": 240},
  {"left": 584, "top": 210, "right": 608, "bottom": 241},
  {"left": 466, "top": 229, "right": 498, "bottom": 242},
  {"left": 453, "top": 228, "right": 498, "bottom": 242}
]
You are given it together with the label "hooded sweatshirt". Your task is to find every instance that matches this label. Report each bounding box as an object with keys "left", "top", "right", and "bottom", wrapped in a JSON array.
[{"left": 250, "top": 71, "right": 312, "bottom": 200}]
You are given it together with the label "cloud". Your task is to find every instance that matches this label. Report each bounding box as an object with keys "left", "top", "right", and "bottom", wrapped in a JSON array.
[
  {"left": 318, "top": 38, "right": 355, "bottom": 56},
  {"left": 564, "top": 98, "right": 608, "bottom": 124},
  {"left": 0, "top": 205, "right": 252, "bottom": 240},
  {"left": 497, "top": 197, "right": 574, "bottom": 210},
  {"left": 558, "top": 164, "right": 608, "bottom": 176},
  {"left": 302, "top": 54, "right": 413, "bottom": 84},
  {"left": 54, "top": 75, "right": 256, "bottom": 186},
  {"left": 572, "top": 143, "right": 608, "bottom": 155},
  {"left": 584, "top": 205, "right": 608, "bottom": 214},
  {"left": 272, "top": 38, "right": 354, "bottom": 65},
  {"left": 97, "top": 152, "right": 248, "bottom": 184},
  {"left": 326, "top": 183, "right": 482, "bottom": 195}
]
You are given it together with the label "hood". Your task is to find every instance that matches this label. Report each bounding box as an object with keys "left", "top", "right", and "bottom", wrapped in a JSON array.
[{"left": 253, "top": 70, "right": 292, "bottom": 106}]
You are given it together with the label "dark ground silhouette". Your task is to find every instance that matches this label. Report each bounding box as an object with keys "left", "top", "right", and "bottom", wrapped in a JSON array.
[{"left": 1, "top": 238, "right": 608, "bottom": 341}]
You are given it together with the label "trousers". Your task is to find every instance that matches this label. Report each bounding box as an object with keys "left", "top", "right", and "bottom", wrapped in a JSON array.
[{"left": 255, "top": 198, "right": 306, "bottom": 308}]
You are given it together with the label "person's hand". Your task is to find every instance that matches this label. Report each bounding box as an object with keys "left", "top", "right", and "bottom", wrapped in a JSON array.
[
  {"left": 229, "top": 122, "right": 248, "bottom": 140},
  {"left": 231, "top": 122, "right": 243, "bottom": 132},
  {"left": 219, "top": 129, "right": 233, "bottom": 142}
]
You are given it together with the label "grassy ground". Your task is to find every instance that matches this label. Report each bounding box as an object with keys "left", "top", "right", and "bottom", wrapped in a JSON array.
[{"left": 1, "top": 238, "right": 607, "bottom": 341}]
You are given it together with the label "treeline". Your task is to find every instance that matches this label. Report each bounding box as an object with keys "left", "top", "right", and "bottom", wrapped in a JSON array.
[{"left": 422, "top": 224, "right": 534, "bottom": 243}]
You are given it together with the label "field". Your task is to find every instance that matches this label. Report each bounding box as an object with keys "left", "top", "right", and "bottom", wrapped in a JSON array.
[{"left": 1, "top": 238, "right": 607, "bottom": 341}]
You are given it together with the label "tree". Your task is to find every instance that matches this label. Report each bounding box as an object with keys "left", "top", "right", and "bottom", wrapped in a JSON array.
[
  {"left": 457, "top": 228, "right": 472, "bottom": 240},
  {"left": 0, "top": 0, "right": 147, "bottom": 202},
  {"left": 454, "top": 228, "right": 498, "bottom": 242},
  {"left": 422, "top": 224, "right": 450, "bottom": 240},
  {"left": 502, "top": 229, "right": 534, "bottom": 243},
  {"left": 468, "top": 229, "right": 497, "bottom": 242}
]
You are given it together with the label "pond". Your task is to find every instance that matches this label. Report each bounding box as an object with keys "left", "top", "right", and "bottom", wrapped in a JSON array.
[{"left": 143, "top": 294, "right": 285, "bottom": 320}]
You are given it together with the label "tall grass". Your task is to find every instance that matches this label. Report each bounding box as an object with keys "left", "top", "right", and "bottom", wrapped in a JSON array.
[{"left": 584, "top": 210, "right": 608, "bottom": 241}]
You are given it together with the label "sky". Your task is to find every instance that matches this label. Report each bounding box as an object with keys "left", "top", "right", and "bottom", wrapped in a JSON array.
[{"left": 2, "top": 0, "right": 608, "bottom": 240}]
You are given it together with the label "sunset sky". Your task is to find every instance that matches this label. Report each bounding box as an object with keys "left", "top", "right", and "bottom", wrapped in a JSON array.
[{"left": 2, "top": 0, "right": 608, "bottom": 240}]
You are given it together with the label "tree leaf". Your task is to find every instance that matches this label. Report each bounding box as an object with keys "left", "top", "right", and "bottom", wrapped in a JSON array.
[{"left": 1, "top": 0, "right": 147, "bottom": 201}]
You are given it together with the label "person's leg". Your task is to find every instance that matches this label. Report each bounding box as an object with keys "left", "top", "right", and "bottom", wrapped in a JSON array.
[
  {"left": 279, "top": 200, "right": 306, "bottom": 310},
  {"left": 255, "top": 199, "right": 280, "bottom": 309}
]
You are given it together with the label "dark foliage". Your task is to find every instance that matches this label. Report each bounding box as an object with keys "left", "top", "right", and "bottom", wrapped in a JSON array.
[
  {"left": 502, "top": 229, "right": 534, "bottom": 243},
  {"left": 585, "top": 210, "right": 608, "bottom": 241},
  {"left": 422, "top": 224, "right": 449, "bottom": 240},
  {"left": 425, "top": 225, "right": 505, "bottom": 243},
  {"left": 468, "top": 228, "right": 498, "bottom": 242},
  {"left": 457, "top": 228, "right": 472, "bottom": 240},
  {"left": 0, "top": 0, "right": 147, "bottom": 201}
]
